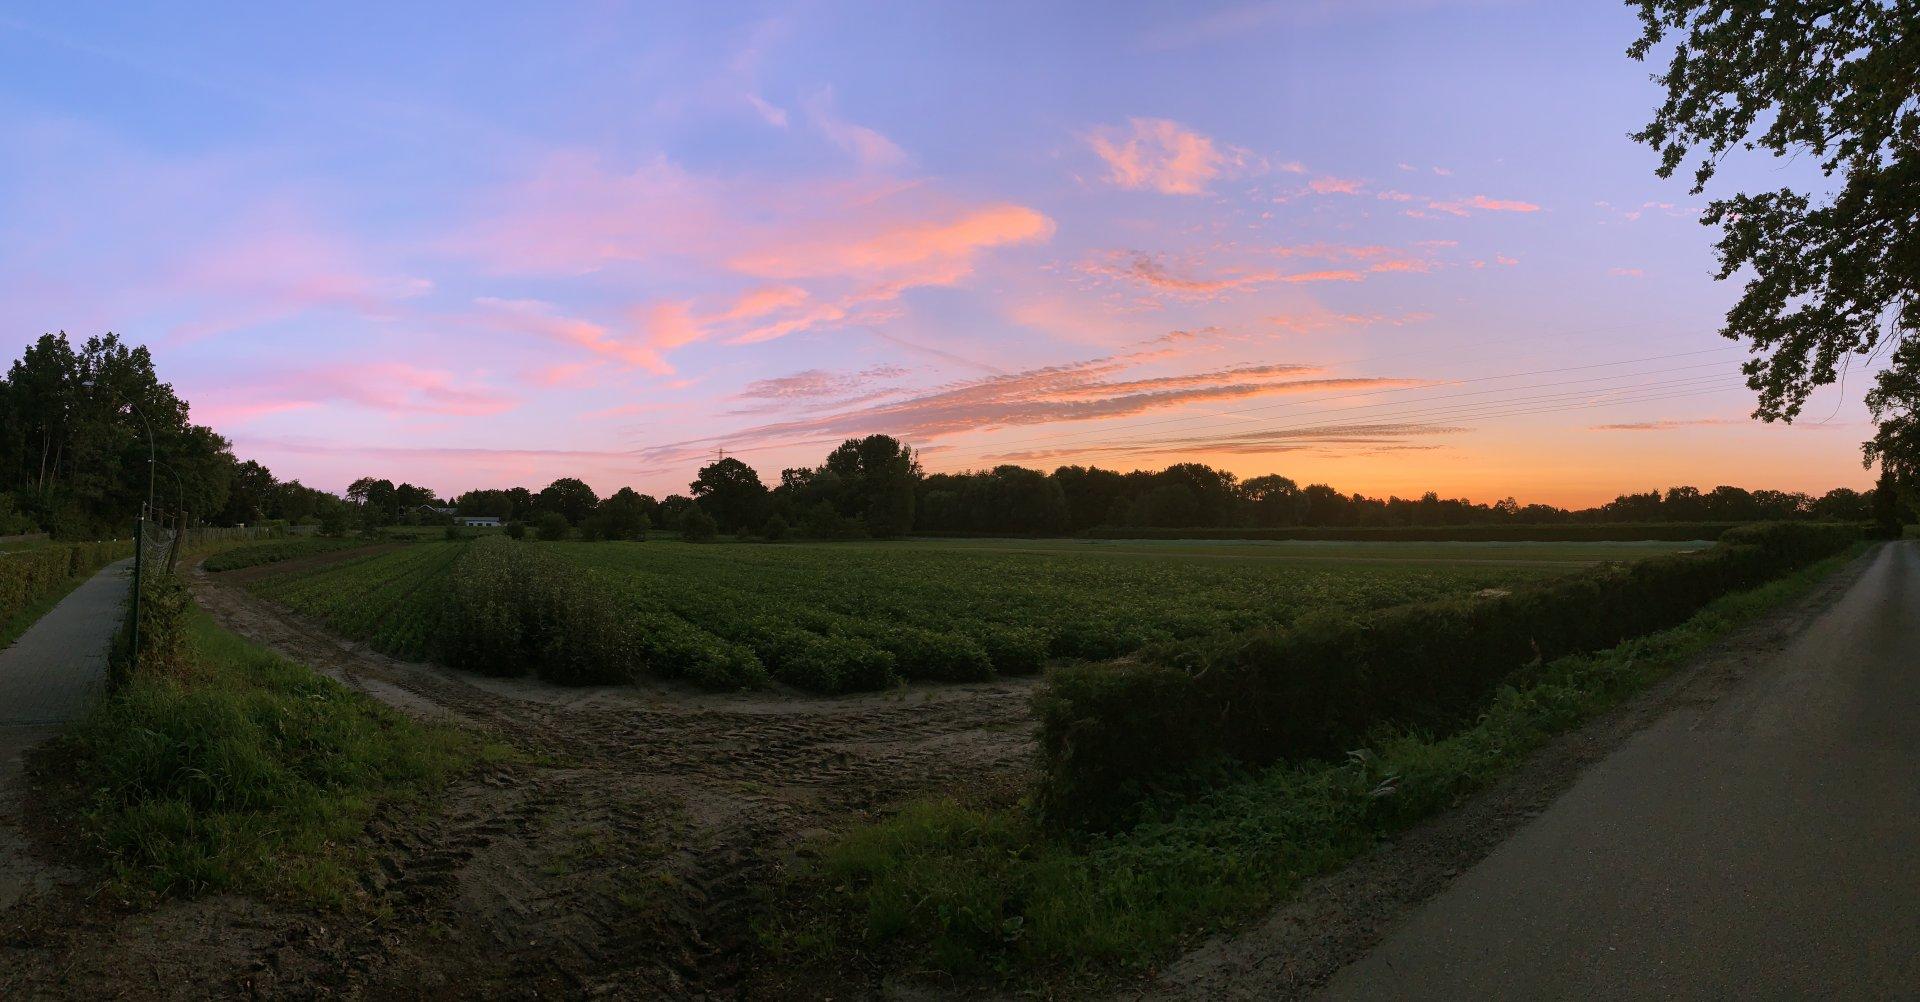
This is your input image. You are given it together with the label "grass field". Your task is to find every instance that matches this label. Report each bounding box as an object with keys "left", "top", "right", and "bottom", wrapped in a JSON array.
[{"left": 241, "top": 536, "right": 1691, "bottom": 692}]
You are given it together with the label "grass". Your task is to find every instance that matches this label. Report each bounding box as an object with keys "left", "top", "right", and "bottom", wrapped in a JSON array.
[
  {"left": 759, "top": 542, "right": 1871, "bottom": 993},
  {"left": 57, "top": 601, "right": 491, "bottom": 904}
]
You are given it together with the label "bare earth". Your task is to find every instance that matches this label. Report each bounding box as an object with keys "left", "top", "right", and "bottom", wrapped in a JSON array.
[{"left": 1, "top": 561, "right": 1039, "bottom": 999}]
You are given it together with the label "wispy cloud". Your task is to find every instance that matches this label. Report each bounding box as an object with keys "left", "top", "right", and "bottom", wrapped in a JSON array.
[
  {"left": 1424, "top": 193, "right": 1542, "bottom": 216},
  {"left": 985, "top": 422, "right": 1462, "bottom": 462},
  {"left": 639, "top": 347, "right": 1421, "bottom": 464},
  {"left": 1084, "top": 118, "right": 1244, "bottom": 195},
  {"left": 1590, "top": 418, "right": 1745, "bottom": 431}
]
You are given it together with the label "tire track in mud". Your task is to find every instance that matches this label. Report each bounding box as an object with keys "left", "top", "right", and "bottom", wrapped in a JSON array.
[{"left": 187, "top": 565, "right": 1039, "bottom": 997}]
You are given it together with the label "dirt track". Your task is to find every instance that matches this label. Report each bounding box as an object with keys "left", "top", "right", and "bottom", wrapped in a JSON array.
[{"left": 0, "top": 563, "right": 1040, "bottom": 999}]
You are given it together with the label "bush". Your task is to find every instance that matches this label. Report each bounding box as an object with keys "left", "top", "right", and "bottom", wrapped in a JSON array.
[
  {"left": 762, "top": 513, "right": 790, "bottom": 542},
  {"left": 445, "top": 524, "right": 472, "bottom": 541},
  {"left": 681, "top": 508, "right": 719, "bottom": 542},
  {"left": 1037, "top": 520, "right": 1861, "bottom": 829},
  {"left": 505, "top": 520, "right": 527, "bottom": 540},
  {"left": 534, "top": 512, "right": 570, "bottom": 541}
]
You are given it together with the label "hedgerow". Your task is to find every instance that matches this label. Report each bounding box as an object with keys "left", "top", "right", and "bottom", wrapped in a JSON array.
[
  {"left": 0, "top": 538, "right": 130, "bottom": 626},
  {"left": 1081, "top": 522, "right": 1762, "bottom": 542},
  {"left": 1036, "top": 521, "right": 1862, "bottom": 829}
]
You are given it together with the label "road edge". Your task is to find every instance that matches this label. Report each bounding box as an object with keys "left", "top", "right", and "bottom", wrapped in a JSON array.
[{"left": 1147, "top": 542, "right": 1882, "bottom": 1001}]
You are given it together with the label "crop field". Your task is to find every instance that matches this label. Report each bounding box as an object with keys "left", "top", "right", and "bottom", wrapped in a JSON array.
[
  {"left": 238, "top": 537, "right": 1691, "bottom": 693},
  {"left": 201, "top": 536, "right": 369, "bottom": 572},
  {"left": 246, "top": 542, "right": 463, "bottom": 660}
]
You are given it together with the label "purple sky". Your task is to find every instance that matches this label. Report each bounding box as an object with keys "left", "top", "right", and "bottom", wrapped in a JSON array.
[{"left": 0, "top": 2, "right": 1879, "bottom": 506}]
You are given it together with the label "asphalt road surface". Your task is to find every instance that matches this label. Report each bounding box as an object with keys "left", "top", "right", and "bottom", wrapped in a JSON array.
[
  {"left": 1321, "top": 541, "right": 1920, "bottom": 1000},
  {"left": 0, "top": 558, "right": 130, "bottom": 910}
]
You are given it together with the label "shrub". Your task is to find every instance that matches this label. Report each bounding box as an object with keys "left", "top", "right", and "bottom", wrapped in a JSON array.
[
  {"left": 534, "top": 512, "right": 570, "bottom": 541},
  {"left": 1037, "top": 520, "right": 1861, "bottom": 829},
  {"left": 681, "top": 508, "right": 719, "bottom": 542},
  {"left": 762, "top": 513, "right": 790, "bottom": 542},
  {"left": 505, "top": 520, "right": 527, "bottom": 540},
  {"left": 445, "top": 524, "right": 472, "bottom": 541}
]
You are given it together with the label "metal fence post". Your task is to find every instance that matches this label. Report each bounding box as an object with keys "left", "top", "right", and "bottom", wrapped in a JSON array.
[{"left": 130, "top": 516, "right": 144, "bottom": 678}]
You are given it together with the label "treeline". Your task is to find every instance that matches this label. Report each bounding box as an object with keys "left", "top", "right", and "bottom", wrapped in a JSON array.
[
  {"left": 421, "top": 435, "right": 1890, "bottom": 541},
  {"left": 0, "top": 332, "right": 345, "bottom": 538}
]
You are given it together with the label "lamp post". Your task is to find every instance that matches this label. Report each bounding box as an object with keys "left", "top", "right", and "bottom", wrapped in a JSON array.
[{"left": 126, "top": 401, "right": 156, "bottom": 520}]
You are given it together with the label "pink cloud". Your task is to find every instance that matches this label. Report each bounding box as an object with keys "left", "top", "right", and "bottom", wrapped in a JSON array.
[
  {"left": 1267, "top": 310, "right": 1433, "bottom": 334},
  {"left": 1279, "top": 269, "right": 1365, "bottom": 283},
  {"left": 474, "top": 297, "right": 673, "bottom": 375},
  {"left": 1079, "top": 251, "right": 1279, "bottom": 299},
  {"left": 165, "top": 220, "right": 432, "bottom": 342},
  {"left": 1085, "top": 118, "right": 1233, "bottom": 195},
  {"left": 806, "top": 89, "right": 909, "bottom": 170},
  {"left": 1608, "top": 267, "right": 1645, "bottom": 277},
  {"left": 1426, "top": 194, "right": 1543, "bottom": 216},
  {"left": 640, "top": 346, "right": 1423, "bottom": 464},
  {"left": 1308, "top": 175, "right": 1366, "bottom": 195},
  {"left": 730, "top": 203, "right": 1053, "bottom": 280},
  {"left": 195, "top": 362, "right": 519, "bottom": 428}
]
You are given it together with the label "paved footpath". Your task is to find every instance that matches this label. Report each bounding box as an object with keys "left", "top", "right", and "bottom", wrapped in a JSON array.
[
  {"left": 0, "top": 558, "right": 131, "bottom": 909},
  {"left": 1320, "top": 541, "right": 1920, "bottom": 1000}
]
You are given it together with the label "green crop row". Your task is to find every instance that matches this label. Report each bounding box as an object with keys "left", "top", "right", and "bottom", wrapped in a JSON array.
[
  {"left": 202, "top": 537, "right": 369, "bottom": 573},
  {"left": 247, "top": 543, "right": 465, "bottom": 661},
  {"left": 242, "top": 537, "right": 1575, "bottom": 696}
]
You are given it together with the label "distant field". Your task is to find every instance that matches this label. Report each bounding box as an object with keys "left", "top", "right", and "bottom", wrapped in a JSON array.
[
  {"left": 238, "top": 536, "right": 1677, "bottom": 692},
  {"left": 894, "top": 536, "right": 1706, "bottom": 566}
]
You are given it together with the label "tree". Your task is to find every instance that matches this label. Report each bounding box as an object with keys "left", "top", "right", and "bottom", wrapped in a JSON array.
[
  {"left": 680, "top": 506, "right": 718, "bottom": 542},
  {"left": 1865, "top": 335, "right": 1920, "bottom": 485},
  {"left": 591, "top": 487, "right": 652, "bottom": 541},
  {"left": 822, "top": 435, "right": 920, "bottom": 537},
  {"left": 537, "top": 477, "right": 599, "bottom": 525},
  {"left": 534, "top": 511, "right": 571, "bottom": 541},
  {"left": 655, "top": 494, "right": 695, "bottom": 531},
  {"left": 1630, "top": 2, "right": 1920, "bottom": 477},
  {"left": 1242, "top": 474, "right": 1306, "bottom": 527},
  {"left": 689, "top": 457, "right": 769, "bottom": 533}
]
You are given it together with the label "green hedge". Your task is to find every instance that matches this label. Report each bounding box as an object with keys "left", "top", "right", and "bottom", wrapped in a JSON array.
[
  {"left": 1082, "top": 522, "right": 1764, "bottom": 542},
  {"left": 1035, "top": 521, "right": 1861, "bottom": 830},
  {"left": 0, "top": 539, "right": 131, "bottom": 625}
]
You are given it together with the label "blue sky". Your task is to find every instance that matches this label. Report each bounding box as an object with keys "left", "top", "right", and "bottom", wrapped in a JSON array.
[{"left": 0, "top": 1, "right": 1875, "bottom": 504}]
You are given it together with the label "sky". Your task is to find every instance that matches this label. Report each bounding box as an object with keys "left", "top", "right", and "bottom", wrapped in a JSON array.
[{"left": 0, "top": 1, "right": 1882, "bottom": 507}]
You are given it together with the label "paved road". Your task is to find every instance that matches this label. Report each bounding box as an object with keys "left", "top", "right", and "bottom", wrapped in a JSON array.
[
  {"left": 0, "top": 558, "right": 130, "bottom": 909},
  {"left": 1320, "top": 541, "right": 1920, "bottom": 1000}
]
